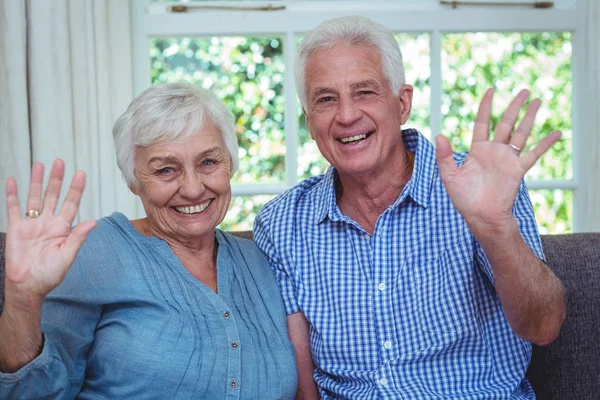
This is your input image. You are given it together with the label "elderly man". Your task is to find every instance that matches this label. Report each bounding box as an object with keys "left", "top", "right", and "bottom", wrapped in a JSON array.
[{"left": 254, "top": 16, "right": 566, "bottom": 399}]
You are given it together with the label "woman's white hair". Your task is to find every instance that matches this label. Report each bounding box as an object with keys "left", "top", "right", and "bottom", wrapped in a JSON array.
[
  {"left": 295, "top": 16, "right": 406, "bottom": 110},
  {"left": 113, "top": 82, "right": 239, "bottom": 187}
]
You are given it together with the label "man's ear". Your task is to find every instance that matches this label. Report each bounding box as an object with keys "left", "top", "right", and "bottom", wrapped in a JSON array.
[
  {"left": 397, "top": 84, "right": 414, "bottom": 125},
  {"left": 303, "top": 107, "right": 316, "bottom": 140}
]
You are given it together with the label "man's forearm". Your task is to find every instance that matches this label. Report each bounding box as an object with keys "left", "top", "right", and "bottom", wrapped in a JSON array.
[
  {"left": 0, "top": 286, "right": 45, "bottom": 373},
  {"left": 474, "top": 220, "right": 566, "bottom": 346},
  {"left": 287, "top": 312, "right": 319, "bottom": 400}
]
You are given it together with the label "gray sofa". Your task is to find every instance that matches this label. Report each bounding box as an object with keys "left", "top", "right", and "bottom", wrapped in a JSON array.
[{"left": 1, "top": 231, "right": 599, "bottom": 399}]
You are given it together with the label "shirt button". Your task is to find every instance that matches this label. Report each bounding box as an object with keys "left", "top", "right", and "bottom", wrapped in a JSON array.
[
  {"left": 379, "top": 377, "right": 388, "bottom": 386},
  {"left": 384, "top": 341, "right": 392, "bottom": 349},
  {"left": 223, "top": 311, "right": 230, "bottom": 318},
  {"left": 378, "top": 282, "right": 386, "bottom": 291},
  {"left": 231, "top": 341, "right": 239, "bottom": 349},
  {"left": 230, "top": 379, "right": 237, "bottom": 388}
]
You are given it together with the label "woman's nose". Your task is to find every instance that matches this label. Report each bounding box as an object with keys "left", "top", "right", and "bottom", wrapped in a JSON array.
[{"left": 178, "top": 172, "right": 205, "bottom": 198}]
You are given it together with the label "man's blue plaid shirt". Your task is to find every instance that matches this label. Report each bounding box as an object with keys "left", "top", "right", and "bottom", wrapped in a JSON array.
[{"left": 254, "top": 129, "right": 544, "bottom": 399}]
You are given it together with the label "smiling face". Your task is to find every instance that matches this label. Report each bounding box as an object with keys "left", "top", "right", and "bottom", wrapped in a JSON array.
[
  {"left": 304, "top": 43, "right": 413, "bottom": 180},
  {"left": 131, "top": 119, "right": 232, "bottom": 243}
]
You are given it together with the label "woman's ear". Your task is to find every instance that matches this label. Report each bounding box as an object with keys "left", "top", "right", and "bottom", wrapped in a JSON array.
[
  {"left": 229, "top": 156, "right": 235, "bottom": 179},
  {"left": 129, "top": 183, "right": 139, "bottom": 196}
]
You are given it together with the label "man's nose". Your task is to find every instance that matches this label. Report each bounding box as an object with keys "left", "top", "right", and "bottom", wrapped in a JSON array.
[
  {"left": 335, "top": 97, "right": 362, "bottom": 126},
  {"left": 178, "top": 171, "right": 205, "bottom": 198}
]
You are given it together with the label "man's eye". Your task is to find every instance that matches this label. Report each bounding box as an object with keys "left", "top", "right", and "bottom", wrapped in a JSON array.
[
  {"left": 317, "top": 96, "right": 334, "bottom": 104},
  {"left": 359, "top": 90, "right": 375, "bottom": 96}
]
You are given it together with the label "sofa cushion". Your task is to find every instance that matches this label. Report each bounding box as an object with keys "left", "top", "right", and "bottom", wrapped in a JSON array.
[
  {"left": 0, "top": 231, "right": 598, "bottom": 399},
  {"left": 527, "top": 233, "right": 600, "bottom": 399}
]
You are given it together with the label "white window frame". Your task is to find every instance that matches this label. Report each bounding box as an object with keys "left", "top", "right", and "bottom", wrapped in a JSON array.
[{"left": 131, "top": 0, "right": 589, "bottom": 232}]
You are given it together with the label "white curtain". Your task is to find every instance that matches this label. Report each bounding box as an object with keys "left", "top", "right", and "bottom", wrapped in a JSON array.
[
  {"left": 583, "top": 0, "right": 600, "bottom": 232},
  {"left": 0, "top": 0, "right": 137, "bottom": 232},
  {"left": 0, "top": 1, "right": 30, "bottom": 232}
]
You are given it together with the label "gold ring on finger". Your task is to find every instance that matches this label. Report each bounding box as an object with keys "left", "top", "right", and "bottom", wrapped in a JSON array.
[
  {"left": 508, "top": 143, "right": 522, "bottom": 152},
  {"left": 26, "top": 209, "right": 40, "bottom": 218}
]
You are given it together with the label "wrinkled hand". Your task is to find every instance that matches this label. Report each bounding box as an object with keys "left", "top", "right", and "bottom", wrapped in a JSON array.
[
  {"left": 4, "top": 159, "right": 97, "bottom": 300},
  {"left": 435, "top": 89, "right": 561, "bottom": 233}
]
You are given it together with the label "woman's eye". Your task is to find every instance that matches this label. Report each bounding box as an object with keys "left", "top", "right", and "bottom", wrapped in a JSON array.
[
  {"left": 157, "top": 167, "right": 173, "bottom": 175},
  {"left": 202, "top": 159, "right": 216, "bottom": 167}
]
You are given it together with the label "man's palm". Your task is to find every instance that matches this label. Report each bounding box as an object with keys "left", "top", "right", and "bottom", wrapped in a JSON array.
[{"left": 435, "top": 89, "right": 561, "bottom": 231}]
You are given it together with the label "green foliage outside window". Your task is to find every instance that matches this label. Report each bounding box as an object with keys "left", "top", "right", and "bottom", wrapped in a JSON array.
[
  {"left": 442, "top": 32, "right": 572, "bottom": 181},
  {"left": 529, "top": 189, "right": 573, "bottom": 235},
  {"left": 220, "top": 195, "right": 277, "bottom": 231}
]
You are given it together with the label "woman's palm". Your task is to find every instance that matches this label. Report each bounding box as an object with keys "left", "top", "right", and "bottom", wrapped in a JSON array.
[{"left": 4, "top": 160, "right": 96, "bottom": 299}]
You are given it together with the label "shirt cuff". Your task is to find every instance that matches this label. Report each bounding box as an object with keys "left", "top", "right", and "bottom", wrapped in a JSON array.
[
  {"left": 0, "top": 333, "right": 51, "bottom": 383},
  {"left": 283, "top": 299, "right": 301, "bottom": 315}
]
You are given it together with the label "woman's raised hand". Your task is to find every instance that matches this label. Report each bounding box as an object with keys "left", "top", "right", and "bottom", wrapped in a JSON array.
[{"left": 4, "top": 159, "right": 97, "bottom": 301}]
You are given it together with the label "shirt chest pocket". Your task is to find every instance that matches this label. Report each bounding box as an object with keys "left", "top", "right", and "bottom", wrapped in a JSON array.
[{"left": 413, "top": 239, "right": 479, "bottom": 336}]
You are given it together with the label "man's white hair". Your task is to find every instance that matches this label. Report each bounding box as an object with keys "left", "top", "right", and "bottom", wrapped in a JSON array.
[
  {"left": 295, "top": 16, "right": 406, "bottom": 110},
  {"left": 112, "top": 82, "right": 239, "bottom": 187}
]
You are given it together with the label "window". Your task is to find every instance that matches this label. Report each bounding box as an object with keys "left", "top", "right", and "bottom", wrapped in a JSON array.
[{"left": 132, "top": 0, "right": 585, "bottom": 233}]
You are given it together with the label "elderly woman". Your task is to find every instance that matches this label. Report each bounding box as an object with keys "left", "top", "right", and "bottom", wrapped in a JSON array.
[{"left": 0, "top": 83, "right": 298, "bottom": 399}]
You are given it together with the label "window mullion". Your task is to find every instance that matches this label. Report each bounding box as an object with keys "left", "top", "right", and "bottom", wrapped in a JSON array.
[
  {"left": 284, "top": 30, "right": 299, "bottom": 188},
  {"left": 571, "top": 27, "right": 586, "bottom": 233},
  {"left": 430, "top": 29, "right": 442, "bottom": 140},
  {"left": 231, "top": 184, "right": 289, "bottom": 196},
  {"left": 525, "top": 180, "right": 577, "bottom": 191}
]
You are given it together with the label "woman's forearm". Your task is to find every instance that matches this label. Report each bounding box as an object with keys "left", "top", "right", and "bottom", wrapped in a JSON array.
[{"left": 0, "top": 286, "right": 44, "bottom": 373}]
